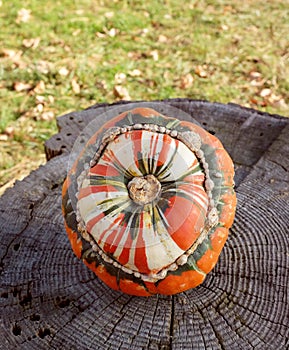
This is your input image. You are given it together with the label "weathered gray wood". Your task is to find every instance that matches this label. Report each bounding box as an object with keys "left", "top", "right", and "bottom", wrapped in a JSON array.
[{"left": 1, "top": 99, "right": 288, "bottom": 350}]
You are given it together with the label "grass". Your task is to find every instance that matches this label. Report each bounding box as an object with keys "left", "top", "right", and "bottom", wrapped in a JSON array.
[{"left": 0, "top": 0, "right": 288, "bottom": 193}]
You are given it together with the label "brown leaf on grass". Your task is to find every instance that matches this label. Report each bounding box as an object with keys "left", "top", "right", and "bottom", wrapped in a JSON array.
[
  {"left": 158, "top": 35, "right": 168, "bottom": 43},
  {"left": 35, "top": 95, "right": 45, "bottom": 104},
  {"left": 22, "top": 37, "right": 40, "bottom": 49},
  {"left": 179, "top": 73, "right": 194, "bottom": 89},
  {"left": 104, "top": 11, "right": 114, "bottom": 18},
  {"left": 249, "top": 97, "right": 267, "bottom": 107},
  {"left": 114, "top": 72, "right": 126, "bottom": 84},
  {"left": 270, "top": 97, "right": 287, "bottom": 109},
  {"left": 0, "top": 49, "right": 26, "bottom": 68},
  {"left": 95, "top": 80, "right": 108, "bottom": 91},
  {"left": 113, "top": 85, "right": 131, "bottom": 100},
  {"left": 34, "top": 81, "right": 45, "bottom": 94},
  {"left": 72, "top": 29, "right": 81, "bottom": 37},
  {"left": 128, "top": 69, "right": 142, "bottom": 77},
  {"left": 223, "top": 5, "right": 234, "bottom": 14},
  {"left": 249, "top": 71, "right": 265, "bottom": 87},
  {"left": 104, "top": 27, "right": 118, "bottom": 37},
  {"left": 259, "top": 88, "right": 271, "bottom": 98},
  {"left": 195, "top": 65, "right": 208, "bottom": 78},
  {"left": 35, "top": 60, "right": 52, "bottom": 74},
  {"left": 13, "top": 81, "right": 33, "bottom": 92},
  {"left": 220, "top": 24, "right": 229, "bottom": 31},
  {"left": 96, "top": 32, "right": 106, "bottom": 38},
  {"left": 40, "top": 111, "right": 55, "bottom": 121},
  {"left": 71, "top": 78, "right": 80, "bottom": 94},
  {"left": 36, "top": 104, "right": 44, "bottom": 113},
  {"left": 127, "top": 52, "right": 142, "bottom": 60},
  {"left": 0, "top": 134, "right": 9, "bottom": 141},
  {"left": 48, "top": 95, "right": 55, "bottom": 104},
  {"left": 1, "top": 49, "right": 22, "bottom": 59},
  {"left": 139, "top": 28, "right": 149, "bottom": 37},
  {"left": 150, "top": 50, "right": 159, "bottom": 61},
  {"left": 16, "top": 8, "right": 31, "bottom": 24},
  {"left": 4, "top": 126, "right": 15, "bottom": 137},
  {"left": 249, "top": 71, "right": 262, "bottom": 79},
  {"left": 58, "top": 67, "right": 70, "bottom": 76}
]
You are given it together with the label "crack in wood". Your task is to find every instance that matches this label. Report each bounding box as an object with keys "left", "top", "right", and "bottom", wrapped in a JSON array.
[
  {"left": 0, "top": 203, "right": 35, "bottom": 271},
  {"left": 169, "top": 296, "right": 174, "bottom": 350}
]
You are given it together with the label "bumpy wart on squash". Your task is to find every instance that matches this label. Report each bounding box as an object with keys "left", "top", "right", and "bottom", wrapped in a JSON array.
[{"left": 62, "top": 107, "right": 236, "bottom": 296}]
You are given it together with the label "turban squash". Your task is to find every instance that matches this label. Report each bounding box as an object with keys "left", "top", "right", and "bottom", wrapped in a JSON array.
[{"left": 62, "top": 107, "right": 236, "bottom": 296}]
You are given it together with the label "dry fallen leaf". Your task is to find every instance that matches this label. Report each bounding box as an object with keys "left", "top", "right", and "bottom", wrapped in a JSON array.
[
  {"left": 259, "top": 88, "right": 271, "bottom": 98},
  {"left": 40, "top": 111, "right": 55, "bottom": 121},
  {"left": 195, "top": 65, "right": 208, "bottom": 78},
  {"left": 16, "top": 8, "right": 31, "bottom": 24},
  {"left": 71, "top": 78, "right": 80, "bottom": 94},
  {"left": 95, "top": 80, "right": 108, "bottom": 91},
  {"left": 106, "top": 28, "right": 117, "bottom": 37},
  {"left": 96, "top": 32, "right": 106, "bottom": 38},
  {"left": 35, "top": 60, "right": 52, "bottom": 74},
  {"left": 72, "top": 29, "right": 81, "bottom": 37},
  {"left": 0, "top": 49, "right": 26, "bottom": 68},
  {"left": 127, "top": 51, "right": 142, "bottom": 60},
  {"left": 0, "top": 134, "right": 8, "bottom": 141},
  {"left": 114, "top": 72, "right": 126, "bottom": 84},
  {"left": 35, "top": 95, "right": 45, "bottom": 104},
  {"left": 139, "top": 28, "right": 149, "bottom": 37},
  {"left": 58, "top": 67, "right": 70, "bottom": 76},
  {"left": 249, "top": 71, "right": 265, "bottom": 87},
  {"left": 4, "top": 126, "right": 15, "bottom": 136},
  {"left": 180, "top": 73, "right": 194, "bottom": 89},
  {"left": 158, "top": 35, "right": 168, "bottom": 43},
  {"left": 22, "top": 37, "right": 40, "bottom": 49},
  {"left": 105, "top": 11, "right": 114, "bottom": 18},
  {"left": 34, "top": 81, "right": 45, "bottom": 94},
  {"left": 36, "top": 104, "right": 44, "bottom": 113},
  {"left": 48, "top": 95, "right": 55, "bottom": 104},
  {"left": 150, "top": 50, "right": 159, "bottom": 61},
  {"left": 220, "top": 24, "right": 229, "bottom": 31},
  {"left": 128, "top": 69, "right": 142, "bottom": 77},
  {"left": 13, "top": 81, "right": 32, "bottom": 92},
  {"left": 1, "top": 49, "right": 22, "bottom": 59},
  {"left": 113, "top": 85, "right": 131, "bottom": 100}
]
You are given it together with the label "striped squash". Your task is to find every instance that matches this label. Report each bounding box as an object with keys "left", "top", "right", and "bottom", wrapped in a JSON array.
[{"left": 62, "top": 107, "right": 236, "bottom": 296}]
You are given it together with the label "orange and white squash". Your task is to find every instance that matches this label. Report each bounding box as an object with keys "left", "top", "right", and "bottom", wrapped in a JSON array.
[{"left": 62, "top": 107, "right": 236, "bottom": 296}]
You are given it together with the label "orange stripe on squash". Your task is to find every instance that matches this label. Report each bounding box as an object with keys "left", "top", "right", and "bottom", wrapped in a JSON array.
[
  {"left": 144, "top": 282, "right": 158, "bottom": 295},
  {"left": 219, "top": 190, "right": 237, "bottom": 228},
  {"left": 119, "top": 279, "right": 151, "bottom": 297},
  {"left": 157, "top": 270, "right": 206, "bottom": 295},
  {"left": 165, "top": 196, "right": 207, "bottom": 250},
  {"left": 65, "top": 222, "right": 82, "bottom": 259}
]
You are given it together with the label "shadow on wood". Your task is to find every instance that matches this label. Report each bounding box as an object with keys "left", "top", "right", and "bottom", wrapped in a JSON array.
[{"left": 0, "top": 99, "right": 288, "bottom": 349}]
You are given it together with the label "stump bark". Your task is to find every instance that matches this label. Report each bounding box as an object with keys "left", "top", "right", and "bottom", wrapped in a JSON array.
[{"left": 1, "top": 99, "right": 288, "bottom": 350}]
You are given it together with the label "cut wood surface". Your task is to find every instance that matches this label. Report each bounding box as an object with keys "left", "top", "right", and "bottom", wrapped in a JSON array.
[{"left": 1, "top": 99, "right": 288, "bottom": 350}]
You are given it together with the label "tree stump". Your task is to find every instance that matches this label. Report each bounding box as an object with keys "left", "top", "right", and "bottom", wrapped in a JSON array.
[{"left": 1, "top": 99, "right": 288, "bottom": 350}]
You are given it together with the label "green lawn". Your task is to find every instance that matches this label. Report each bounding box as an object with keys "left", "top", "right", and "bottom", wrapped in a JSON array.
[{"left": 0, "top": 0, "right": 288, "bottom": 190}]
